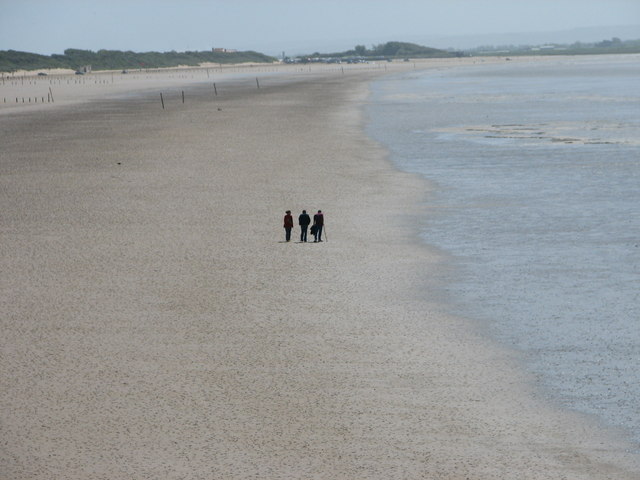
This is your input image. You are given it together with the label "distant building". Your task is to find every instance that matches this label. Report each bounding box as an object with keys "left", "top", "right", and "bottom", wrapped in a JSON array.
[{"left": 213, "top": 48, "right": 238, "bottom": 53}]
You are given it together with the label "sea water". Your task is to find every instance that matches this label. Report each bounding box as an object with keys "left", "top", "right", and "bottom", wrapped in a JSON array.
[{"left": 366, "top": 55, "right": 640, "bottom": 446}]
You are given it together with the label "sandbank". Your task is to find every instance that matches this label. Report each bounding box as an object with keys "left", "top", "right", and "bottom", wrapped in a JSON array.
[{"left": 1, "top": 58, "right": 638, "bottom": 479}]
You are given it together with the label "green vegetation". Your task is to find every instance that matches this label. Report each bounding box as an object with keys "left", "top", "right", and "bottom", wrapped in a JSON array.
[
  {"left": 296, "top": 41, "right": 463, "bottom": 62},
  {"left": 0, "top": 48, "right": 277, "bottom": 73},
  {"left": 295, "top": 38, "right": 640, "bottom": 62},
  {"left": 469, "top": 37, "right": 640, "bottom": 56},
  {"left": 0, "top": 50, "right": 67, "bottom": 72},
  {"left": 347, "top": 41, "right": 461, "bottom": 58}
]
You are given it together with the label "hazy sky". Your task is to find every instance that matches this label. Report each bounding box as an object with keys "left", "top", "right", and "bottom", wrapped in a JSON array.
[{"left": 1, "top": 0, "right": 639, "bottom": 56}]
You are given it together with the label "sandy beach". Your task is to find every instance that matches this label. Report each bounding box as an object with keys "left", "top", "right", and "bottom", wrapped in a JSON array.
[{"left": 1, "top": 60, "right": 638, "bottom": 479}]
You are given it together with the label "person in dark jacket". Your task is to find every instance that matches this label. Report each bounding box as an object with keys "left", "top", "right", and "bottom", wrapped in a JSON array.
[
  {"left": 298, "top": 210, "right": 311, "bottom": 242},
  {"left": 283, "top": 210, "right": 293, "bottom": 242},
  {"left": 313, "top": 210, "right": 324, "bottom": 242}
]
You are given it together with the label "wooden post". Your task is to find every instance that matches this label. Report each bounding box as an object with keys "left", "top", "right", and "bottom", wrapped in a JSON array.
[
  {"left": 49, "top": 87, "right": 54, "bottom": 102},
  {"left": 213, "top": 83, "right": 218, "bottom": 95},
  {"left": 182, "top": 91, "right": 185, "bottom": 103},
  {"left": 160, "top": 92, "right": 165, "bottom": 109},
  {"left": 256, "top": 77, "right": 260, "bottom": 89}
]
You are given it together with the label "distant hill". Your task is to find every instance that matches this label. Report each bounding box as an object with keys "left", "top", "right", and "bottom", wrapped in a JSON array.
[
  {"left": 366, "top": 41, "right": 461, "bottom": 58},
  {"left": 299, "top": 41, "right": 462, "bottom": 60},
  {"left": 0, "top": 48, "right": 277, "bottom": 73}
]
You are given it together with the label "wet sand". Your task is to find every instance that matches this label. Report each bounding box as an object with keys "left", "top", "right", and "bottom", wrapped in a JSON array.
[{"left": 1, "top": 60, "right": 638, "bottom": 479}]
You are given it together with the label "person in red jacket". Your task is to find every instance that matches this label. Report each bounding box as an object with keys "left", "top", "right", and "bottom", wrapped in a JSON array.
[{"left": 283, "top": 210, "right": 294, "bottom": 242}]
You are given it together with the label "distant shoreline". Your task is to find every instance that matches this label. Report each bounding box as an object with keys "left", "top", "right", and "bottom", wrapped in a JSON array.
[
  {"left": 0, "top": 61, "right": 279, "bottom": 78},
  {"left": 4, "top": 36, "right": 639, "bottom": 75},
  {"left": 4, "top": 50, "right": 639, "bottom": 78}
]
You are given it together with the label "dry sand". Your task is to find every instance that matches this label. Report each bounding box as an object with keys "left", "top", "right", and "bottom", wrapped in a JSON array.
[{"left": 1, "top": 60, "right": 639, "bottom": 479}]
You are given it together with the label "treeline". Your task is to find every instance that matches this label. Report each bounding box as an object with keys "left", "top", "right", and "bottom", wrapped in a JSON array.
[
  {"left": 0, "top": 48, "right": 277, "bottom": 72},
  {"left": 306, "top": 41, "right": 462, "bottom": 59}
]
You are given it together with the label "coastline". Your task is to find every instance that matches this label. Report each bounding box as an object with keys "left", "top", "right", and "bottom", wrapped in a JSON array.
[
  {"left": 1, "top": 60, "right": 638, "bottom": 478},
  {"left": 0, "top": 56, "right": 534, "bottom": 115}
]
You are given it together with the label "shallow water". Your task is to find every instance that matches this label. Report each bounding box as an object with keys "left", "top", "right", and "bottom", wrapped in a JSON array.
[{"left": 367, "top": 56, "right": 640, "bottom": 446}]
